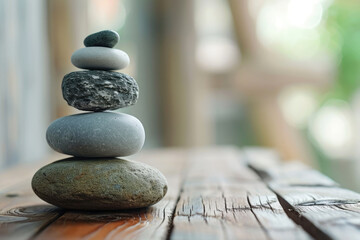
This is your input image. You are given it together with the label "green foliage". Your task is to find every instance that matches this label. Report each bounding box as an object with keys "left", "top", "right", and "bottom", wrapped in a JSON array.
[{"left": 325, "top": 1, "right": 360, "bottom": 100}]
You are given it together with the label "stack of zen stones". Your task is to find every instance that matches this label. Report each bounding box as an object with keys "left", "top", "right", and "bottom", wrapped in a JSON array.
[{"left": 31, "top": 30, "right": 168, "bottom": 211}]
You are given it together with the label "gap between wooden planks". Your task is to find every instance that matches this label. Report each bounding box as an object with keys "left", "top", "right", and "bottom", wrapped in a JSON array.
[{"left": 245, "top": 147, "right": 360, "bottom": 240}]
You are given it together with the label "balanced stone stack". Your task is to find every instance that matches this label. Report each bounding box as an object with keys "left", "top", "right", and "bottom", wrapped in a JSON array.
[{"left": 32, "top": 30, "right": 168, "bottom": 211}]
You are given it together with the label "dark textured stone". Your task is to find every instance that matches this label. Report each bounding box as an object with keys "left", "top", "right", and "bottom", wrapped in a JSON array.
[
  {"left": 62, "top": 70, "right": 138, "bottom": 111},
  {"left": 46, "top": 112, "right": 145, "bottom": 157},
  {"left": 84, "top": 30, "right": 119, "bottom": 48},
  {"left": 32, "top": 158, "right": 168, "bottom": 210}
]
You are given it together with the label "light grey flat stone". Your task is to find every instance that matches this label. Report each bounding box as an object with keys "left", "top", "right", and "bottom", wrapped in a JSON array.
[
  {"left": 84, "top": 30, "right": 119, "bottom": 48},
  {"left": 46, "top": 112, "right": 145, "bottom": 157},
  {"left": 71, "top": 47, "right": 130, "bottom": 70},
  {"left": 62, "top": 71, "right": 139, "bottom": 111},
  {"left": 32, "top": 158, "right": 168, "bottom": 210}
]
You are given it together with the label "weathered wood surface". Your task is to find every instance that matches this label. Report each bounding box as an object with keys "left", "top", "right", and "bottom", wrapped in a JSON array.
[
  {"left": 0, "top": 153, "right": 64, "bottom": 191},
  {"left": 170, "top": 148, "right": 311, "bottom": 240},
  {"left": 2, "top": 147, "right": 360, "bottom": 240},
  {"left": 246, "top": 148, "right": 360, "bottom": 240},
  {"left": 0, "top": 154, "right": 66, "bottom": 240},
  {"left": 0, "top": 180, "right": 64, "bottom": 240}
]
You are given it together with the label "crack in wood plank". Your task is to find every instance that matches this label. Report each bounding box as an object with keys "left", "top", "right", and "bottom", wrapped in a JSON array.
[
  {"left": 246, "top": 194, "right": 272, "bottom": 240},
  {"left": 166, "top": 183, "right": 184, "bottom": 240},
  {"left": 273, "top": 191, "right": 332, "bottom": 240},
  {"left": 245, "top": 147, "right": 360, "bottom": 240},
  {"left": 296, "top": 199, "right": 360, "bottom": 207}
]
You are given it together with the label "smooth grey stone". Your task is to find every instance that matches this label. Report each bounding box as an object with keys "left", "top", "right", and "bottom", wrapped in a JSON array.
[
  {"left": 62, "top": 71, "right": 139, "bottom": 111},
  {"left": 71, "top": 47, "right": 130, "bottom": 70},
  {"left": 32, "top": 158, "right": 168, "bottom": 210},
  {"left": 84, "top": 30, "right": 119, "bottom": 48},
  {"left": 46, "top": 112, "right": 145, "bottom": 157}
]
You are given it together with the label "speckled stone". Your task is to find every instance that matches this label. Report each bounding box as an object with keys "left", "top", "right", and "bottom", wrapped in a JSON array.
[
  {"left": 32, "top": 158, "right": 168, "bottom": 210},
  {"left": 84, "top": 30, "right": 119, "bottom": 48},
  {"left": 62, "top": 71, "right": 139, "bottom": 111},
  {"left": 71, "top": 47, "right": 130, "bottom": 70},
  {"left": 46, "top": 112, "right": 145, "bottom": 157}
]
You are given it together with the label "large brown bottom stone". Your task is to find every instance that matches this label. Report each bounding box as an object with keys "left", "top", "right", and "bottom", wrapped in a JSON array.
[{"left": 32, "top": 158, "right": 168, "bottom": 211}]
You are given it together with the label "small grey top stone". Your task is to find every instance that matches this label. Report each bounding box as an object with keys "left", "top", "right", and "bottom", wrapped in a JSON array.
[{"left": 84, "top": 30, "right": 119, "bottom": 48}]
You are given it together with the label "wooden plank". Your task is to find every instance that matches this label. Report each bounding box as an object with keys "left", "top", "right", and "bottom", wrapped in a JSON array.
[
  {"left": 0, "top": 154, "right": 67, "bottom": 240},
  {"left": 270, "top": 185, "right": 360, "bottom": 206},
  {"left": 0, "top": 180, "right": 64, "bottom": 240},
  {"left": 246, "top": 148, "right": 360, "bottom": 240},
  {"left": 247, "top": 183, "right": 312, "bottom": 240},
  {"left": 0, "top": 153, "right": 65, "bottom": 191},
  {"left": 170, "top": 148, "right": 311, "bottom": 240},
  {"left": 244, "top": 148, "right": 337, "bottom": 187},
  {"left": 254, "top": 161, "right": 337, "bottom": 187},
  {"left": 272, "top": 185, "right": 360, "bottom": 240},
  {"left": 34, "top": 149, "right": 186, "bottom": 240}
]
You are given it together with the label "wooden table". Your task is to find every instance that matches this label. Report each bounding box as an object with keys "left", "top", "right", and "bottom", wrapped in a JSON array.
[{"left": 1, "top": 147, "right": 360, "bottom": 240}]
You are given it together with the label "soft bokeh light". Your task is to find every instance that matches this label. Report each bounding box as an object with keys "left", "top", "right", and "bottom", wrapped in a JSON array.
[
  {"left": 309, "top": 100, "right": 354, "bottom": 160},
  {"left": 88, "top": 0, "right": 126, "bottom": 32},
  {"left": 256, "top": 0, "right": 332, "bottom": 59},
  {"left": 287, "top": 0, "right": 323, "bottom": 29},
  {"left": 279, "top": 86, "right": 318, "bottom": 128},
  {"left": 195, "top": 0, "right": 239, "bottom": 73},
  {"left": 195, "top": 0, "right": 232, "bottom": 36},
  {"left": 196, "top": 37, "right": 239, "bottom": 73}
]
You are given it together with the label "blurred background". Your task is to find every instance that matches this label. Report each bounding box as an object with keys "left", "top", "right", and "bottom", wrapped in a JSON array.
[{"left": 1, "top": 0, "right": 360, "bottom": 191}]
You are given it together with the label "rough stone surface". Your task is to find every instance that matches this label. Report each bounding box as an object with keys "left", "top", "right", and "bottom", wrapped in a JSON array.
[
  {"left": 32, "top": 158, "right": 168, "bottom": 210},
  {"left": 84, "top": 30, "right": 119, "bottom": 48},
  {"left": 46, "top": 112, "right": 145, "bottom": 157},
  {"left": 62, "top": 71, "right": 139, "bottom": 111},
  {"left": 71, "top": 47, "right": 130, "bottom": 70}
]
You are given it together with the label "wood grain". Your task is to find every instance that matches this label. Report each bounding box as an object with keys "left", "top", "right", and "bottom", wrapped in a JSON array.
[
  {"left": 0, "top": 153, "right": 65, "bottom": 191},
  {"left": 0, "top": 153, "right": 68, "bottom": 239},
  {"left": 247, "top": 148, "right": 360, "bottom": 240},
  {"left": 0, "top": 180, "right": 63, "bottom": 240},
  {"left": 4, "top": 147, "right": 360, "bottom": 240},
  {"left": 34, "top": 149, "right": 187, "bottom": 240},
  {"left": 272, "top": 185, "right": 360, "bottom": 240},
  {"left": 170, "top": 148, "right": 311, "bottom": 240}
]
